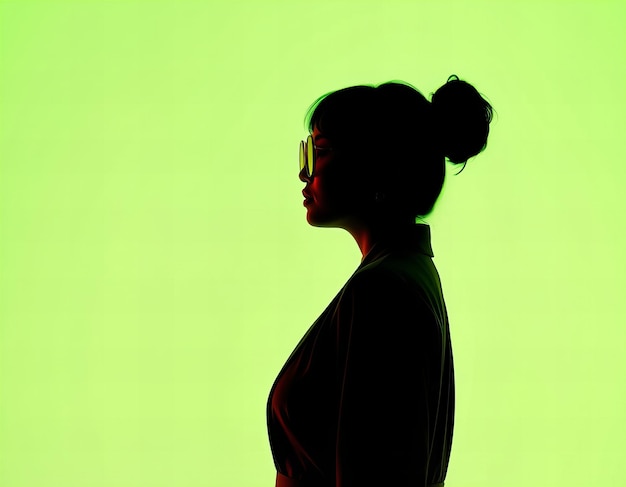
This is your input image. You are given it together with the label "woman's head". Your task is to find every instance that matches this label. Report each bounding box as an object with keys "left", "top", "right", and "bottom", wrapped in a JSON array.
[{"left": 299, "top": 75, "right": 494, "bottom": 225}]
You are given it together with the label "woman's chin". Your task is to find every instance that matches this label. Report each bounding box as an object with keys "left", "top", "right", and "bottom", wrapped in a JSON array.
[
  {"left": 305, "top": 209, "right": 340, "bottom": 228},
  {"left": 304, "top": 207, "right": 324, "bottom": 226}
]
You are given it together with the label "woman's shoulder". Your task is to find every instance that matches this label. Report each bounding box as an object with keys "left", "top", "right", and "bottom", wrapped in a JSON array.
[{"left": 352, "top": 256, "right": 405, "bottom": 286}]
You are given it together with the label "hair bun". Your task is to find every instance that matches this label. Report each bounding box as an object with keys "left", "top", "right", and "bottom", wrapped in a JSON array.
[{"left": 431, "top": 75, "right": 493, "bottom": 167}]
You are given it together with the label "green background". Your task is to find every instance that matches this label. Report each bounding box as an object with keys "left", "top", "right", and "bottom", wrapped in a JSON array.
[{"left": 1, "top": 1, "right": 624, "bottom": 486}]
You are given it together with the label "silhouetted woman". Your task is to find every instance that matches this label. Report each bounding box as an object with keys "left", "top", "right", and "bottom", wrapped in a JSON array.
[{"left": 267, "top": 75, "right": 494, "bottom": 487}]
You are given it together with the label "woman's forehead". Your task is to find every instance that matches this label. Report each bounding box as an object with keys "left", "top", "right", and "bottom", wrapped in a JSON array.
[{"left": 312, "top": 125, "right": 330, "bottom": 142}]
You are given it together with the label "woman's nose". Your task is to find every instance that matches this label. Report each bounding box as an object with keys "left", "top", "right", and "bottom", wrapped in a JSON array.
[{"left": 299, "top": 167, "right": 311, "bottom": 183}]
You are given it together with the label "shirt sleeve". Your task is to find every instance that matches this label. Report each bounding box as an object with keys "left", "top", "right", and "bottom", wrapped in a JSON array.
[{"left": 334, "top": 268, "right": 442, "bottom": 487}]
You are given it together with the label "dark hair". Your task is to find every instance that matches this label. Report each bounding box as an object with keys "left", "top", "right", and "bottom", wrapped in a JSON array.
[{"left": 303, "top": 75, "right": 494, "bottom": 217}]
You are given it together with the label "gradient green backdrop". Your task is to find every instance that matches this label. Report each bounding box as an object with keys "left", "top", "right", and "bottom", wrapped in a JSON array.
[{"left": 1, "top": 1, "right": 624, "bottom": 486}]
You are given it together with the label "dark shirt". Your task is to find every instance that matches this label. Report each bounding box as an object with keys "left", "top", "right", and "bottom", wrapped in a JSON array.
[{"left": 267, "top": 224, "right": 454, "bottom": 487}]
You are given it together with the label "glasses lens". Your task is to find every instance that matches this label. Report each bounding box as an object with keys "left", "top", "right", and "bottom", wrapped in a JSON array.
[
  {"left": 307, "top": 135, "right": 314, "bottom": 176},
  {"left": 299, "top": 141, "right": 305, "bottom": 172}
]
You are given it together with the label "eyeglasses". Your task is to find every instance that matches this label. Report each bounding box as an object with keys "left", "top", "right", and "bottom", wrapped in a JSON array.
[{"left": 299, "top": 134, "right": 333, "bottom": 177}]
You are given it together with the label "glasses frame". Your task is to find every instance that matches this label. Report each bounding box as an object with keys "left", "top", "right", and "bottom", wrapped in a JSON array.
[{"left": 299, "top": 134, "right": 333, "bottom": 177}]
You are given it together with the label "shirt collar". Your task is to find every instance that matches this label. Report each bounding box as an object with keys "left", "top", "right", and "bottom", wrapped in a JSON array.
[{"left": 360, "top": 223, "right": 434, "bottom": 266}]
